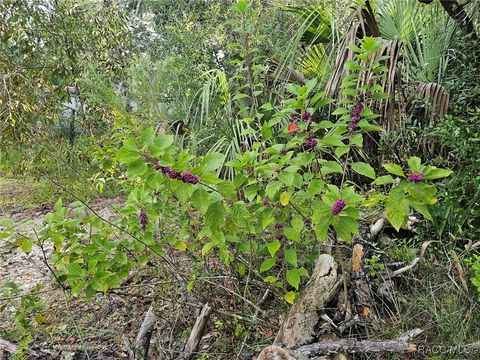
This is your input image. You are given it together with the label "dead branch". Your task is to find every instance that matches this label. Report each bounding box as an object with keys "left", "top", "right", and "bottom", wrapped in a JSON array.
[
  {"left": 350, "top": 222, "right": 375, "bottom": 321},
  {"left": 258, "top": 328, "right": 422, "bottom": 359},
  {"left": 182, "top": 303, "right": 212, "bottom": 359},
  {"left": 134, "top": 302, "right": 156, "bottom": 360},
  {"left": 0, "top": 338, "right": 18, "bottom": 355}
]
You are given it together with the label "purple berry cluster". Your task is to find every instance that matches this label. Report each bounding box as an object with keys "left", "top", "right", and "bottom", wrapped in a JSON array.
[
  {"left": 155, "top": 164, "right": 199, "bottom": 184},
  {"left": 331, "top": 198, "right": 346, "bottom": 216},
  {"left": 302, "top": 111, "right": 312, "bottom": 122},
  {"left": 408, "top": 172, "right": 424, "bottom": 183},
  {"left": 348, "top": 102, "right": 364, "bottom": 130},
  {"left": 290, "top": 114, "right": 298, "bottom": 121},
  {"left": 183, "top": 171, "right": 199, "bottom": 184},
  {"left": 304, "top": 137, "right": 317, "bottom": 150},
  {"left": 139, "top": 210, "right": 148, "bottom": 230},
  {"left": 275, "top": 222, "right": 284, "bottom": 229},
  {"left": 276, "top": 232, "right": 284, "bottom": 240}
]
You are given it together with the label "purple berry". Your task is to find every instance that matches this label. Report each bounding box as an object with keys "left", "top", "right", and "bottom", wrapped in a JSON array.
[
  {"left": 182, "top": 171, "right": 199, "bottom": 184},
  {"left": 302, "top": 112, "right": 312, "bottom": 121},
  {"left": 276, "top": 233, "right": 284, "bottom": 240},
  {"left": 153, "top": 162, "right": 162, "bottom": 170},
  {"left": 275, "top": 223, "right": 284, "bottom": 229},
  {"left": 139, "top": 210, "right": 148, "bottom": 230},
  {"left": 331, "top": 199, "right": 346, "bottom": 216},
  {"left": 408, "top": 172, "right": 424, "bottom": 183},
  {"left": 304, "top": 137, "right": 317, "bottom": 150}
]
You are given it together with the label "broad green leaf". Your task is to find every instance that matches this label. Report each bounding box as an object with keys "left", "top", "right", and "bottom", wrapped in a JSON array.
[
  {"left": 267, "top": 240, "right": 281, "bottom": 257},
  {"left": 266, "top": 181, "right": 282, "bottom": 199},
  {"left": 284, "top": 291, "right": 296, "bottom": 304},
  {"left": 320, "top": 161, "right": 343, "bottom": 175},
  {"left": 17, "top": 237, "right": 32, "bottom": 253},
  {"left": 216, "top": 181, "right": 237, "bottom": 201},
  {"left": 260, "top": 258, "right": 276, "bottom": 273},
  {"left": 386, "top": 188, "right": 409, "bottom": 231},
  {"left": 205, "top": 202, "right": 226, "bottom": 231},
  {"left": 373, "top": 175, "right": 395, "bottom": 185},
  {"left": 383, "top": 163, "right": 405, "bottom": 177},
  {"left": 203, "top": 152, "right": 226, "bottom": 172},
  {"left": 284, "top": 227, "right": 300, "bottom": 242},
  {"left": 191, "top": 188, "right": 211, "bottom": 214},
  {"left": 351, "top": 162, "right": 376, "bottom": 179},
  {"left": 407, "top": 157, "right": 422, "bottom": 172},
  {"left": 278, "top": 172, "right": 295, "bottom": 187},
  {"left": 67, "top": 263, "right": 84, "bottom": 277},
  {"left": 140, "top": 127, "right": 155, "bottom": 147},
  {"left": 286, "top": 268, "right": 307, "bottom": 290},
  {"left": 284, "top": 248, "right": 298, "bottom": 267},
  {"left": 423, "top": 166, "right": 453, "bottom": 180}
]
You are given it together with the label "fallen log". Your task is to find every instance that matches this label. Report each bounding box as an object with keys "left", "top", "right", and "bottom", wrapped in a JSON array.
[
  {"left": 257, "top": 329, "right": 423, "bottom": 359},
  {"left": 182, "top": 302, "right": 212, "bottom": 359},
  {"left": 274, "top": 254, "right": 341, "bottom": 348}
]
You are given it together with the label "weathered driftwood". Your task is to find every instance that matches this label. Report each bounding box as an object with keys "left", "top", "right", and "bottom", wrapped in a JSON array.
[
  {"left": 274, "top": 254, "right": 341, "bottom": 349},
  {"left": 257, "top": 329, "right": 422, "bottom": 359},
  {"left": 182, "top": 302, "right": 212, "bottom": 359},
  {"left": 0, "top": 338, "right": 18, "bottom": 355},
  {"left": 134, "top": 302, "right": 156, "bottom": 360}
]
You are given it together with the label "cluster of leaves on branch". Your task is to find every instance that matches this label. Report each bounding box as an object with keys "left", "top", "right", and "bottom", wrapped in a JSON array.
[{"left": 4, "top": 36, "right": 452, "bottom": 305}]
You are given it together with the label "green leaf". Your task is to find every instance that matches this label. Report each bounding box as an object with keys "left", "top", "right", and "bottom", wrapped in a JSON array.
[
  {"left": 307, "top": 179, "right": 324, "bottom": 196},
  {"left": 284, "top": 248, "right": 298, "bottom": 267},
  {"left": 411, "top": 202, "right": 433, "bottom": 222},
  {"left": 280, "top": 192, "right": 290, "bottom": 206},
  {"left": 216, "top": 181, "right": 237, "bottom": 201},
  {"left": 351, "top": 162, "right": 376, "bottom": 179},
  {"left": 284, "top": 227, "right": 300, "bottom": 242},
  {"left": 278, "top": 172, "right": 294, "bottom": 187},
  {"left": 191, "top": 188, "right": 211, "bottom": 214},
  {"left": 423, "top": 166, "right": 453, "bottom": 180},
  {"left": 203, "top": 152, "right": 226, "bottom": 172},
  {"left": 260, "top": 258, "right": 276, "bottom": 273},
  {"left": 117, "top": 144, "right": 140, "bottom": 164},
  {"left": 140, "top": 127, "right": 155, "bottom": 147},
  {"left": 267, "top": 240, "right": 281, "bottom": 257},
  {"left": 266, "top": 181, "right": 282, "bottom": 199},
  {"left": 0, "top": 218, "right": 14, "bottom": 228},
  {"left": 67, "top": 263, "right": 84, "bottom": 277},
  {"left": 115, "top": 252, "right": 128, "bottom": 265},
  {"left": 383, "top": 163, "right": 405, "bottom": 177},
  {"left": 205, "top": 202, "right": 226, "bottom": 231},
  {"left": 284, "top": 291, "right": 296, "bottom": 304},
  {"left": 373, "top": 175, "right": 395, "bottom": 185},
  {"left": 286, "top": 268, "right": 306, "bottom": 290},
  {"left": 386, "top": 188, "right": 409, "bottom": 231},
  {"left": 320, "top": 161, "right": 343, "bottom": 175},
  {"left": 127, "top": 160, "right": 148, "bottom": 176},
  {"left": 17, "top": 237, "right": 33, "bottom": 253},
  {"left": 155, "top": 134, "right": 174, "bottom": 150},
  {"left": 407, "top": 157, "right": 422, "bottom": 172}
]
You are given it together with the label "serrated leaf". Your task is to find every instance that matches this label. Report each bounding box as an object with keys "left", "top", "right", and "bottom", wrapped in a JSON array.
[
  {"left": 284, "top": 248, "right": 298, "bottom": 267},
  {"left": 351, "top": 162, "right": 376, "bottom": 179},
  {"left": 407, "top": 157, "right": 422, "bottom": 172},
  {"left": 423, "top": 166, "right": 452, "bottom": 180},
  {"left": 267, "top": 240, "right": 281, "bottom": 257},
  {"left": 205, "top": 201, "right": 226, "bottom": 231},
  {"left": 383, "top": 163, "right": 405, "bottom": 177},
  {"left": 284, "top": 291, "right": 296, "bottom": 304},
  {"left": 260, "top": 258, "right": 276, "bottom": 273},
  {"left": 278, "top": 172, "right": 294, "bottom": 187},
  {"left": 217, "top": 181, "right": 237, "bottom": 201},
  {"left": 266, "top": 181, "right": 282, "bottom": 199},
  {"left": 386, "top": 188, "right": 409, "bottom": 231},
  {"left": 373, "top": 175, "right": 394, "bottom": 185}
]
